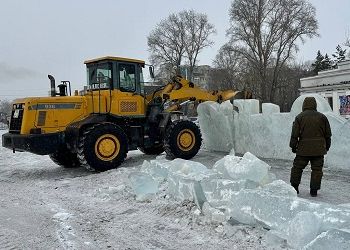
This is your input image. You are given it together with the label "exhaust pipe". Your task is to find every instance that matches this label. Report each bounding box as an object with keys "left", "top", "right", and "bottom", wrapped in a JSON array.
[{"left": 48, "top": 75, "right": 56, "bottom": 97}]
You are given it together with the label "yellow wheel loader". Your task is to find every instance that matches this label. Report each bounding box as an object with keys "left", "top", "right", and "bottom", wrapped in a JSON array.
[{"left": 2, "top": 56, "right": 251, "bottom": 171}]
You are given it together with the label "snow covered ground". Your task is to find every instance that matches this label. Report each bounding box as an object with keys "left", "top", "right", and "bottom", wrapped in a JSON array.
[{"left": 1, "top": 130, "right": 350, "bottom": 249}]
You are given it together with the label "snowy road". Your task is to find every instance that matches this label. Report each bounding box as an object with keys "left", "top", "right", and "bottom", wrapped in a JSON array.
[{"left": 1, "top": 130, "right": 350, "bottom": 249}]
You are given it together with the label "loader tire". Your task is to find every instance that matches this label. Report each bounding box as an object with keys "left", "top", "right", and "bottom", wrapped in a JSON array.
[
  {"left": 138, "top": 143, "right": 164, "bottom": 155},
  {"left": 77, "top": 123, "right": 128, "bottom": 172},
  {"left": 164, "top": 120, "right": 202, "bottom": 160},
  {"left": 49, "top": 146, "right": 80, "bottom": 168}
]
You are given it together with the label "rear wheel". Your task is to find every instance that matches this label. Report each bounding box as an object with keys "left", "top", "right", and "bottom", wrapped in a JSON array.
[
  {"left": 77, "top": 123, "right": 128, "bottom": 171},
  {"left": 164, "top": 120, "right": 202, "bottom": 160},
  {"left": 49, "top": 146, "right": 80, "bottom": 168}
]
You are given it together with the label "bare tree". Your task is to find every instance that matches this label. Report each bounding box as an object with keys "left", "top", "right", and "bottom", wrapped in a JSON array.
[
  {"left": 148, "top": 10, "right": 215, "bottom": 81},
  {"left": 227, "top": 0, "right": 318, "bottom": 102},
  {"left": 212, "top": 44, "right": 242, "bottom": 89},
  {"left": 148, "top": 13, "right": 186, "bottom": 76},
  {"left": 181, "top": 10, "right": 216, "bottom": 80}
]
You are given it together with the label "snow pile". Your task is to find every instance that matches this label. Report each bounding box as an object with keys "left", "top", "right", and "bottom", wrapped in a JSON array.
[
  {"left": 128, "top": 152, "right": 350, "bottom": 249},
  {"left": 197, "top": 94, "right": 350, "bottom": 170}
]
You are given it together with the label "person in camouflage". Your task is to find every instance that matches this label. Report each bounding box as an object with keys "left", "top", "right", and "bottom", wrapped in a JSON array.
[{"left": 289, "top": 97, "right": 332, "bottom": 197}]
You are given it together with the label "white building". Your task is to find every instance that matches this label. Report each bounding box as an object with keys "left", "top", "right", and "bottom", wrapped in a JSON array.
[{"left": 300, "top": 60, "right": 350, "bottom": 118}]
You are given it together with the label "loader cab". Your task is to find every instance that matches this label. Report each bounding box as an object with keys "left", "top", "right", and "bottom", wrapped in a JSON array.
[
  {"left": 84, "top": 56, "right": 146, "bottom": 95},
  {"left": 84, "top": 56, "right": 149, "bottom": 116}
]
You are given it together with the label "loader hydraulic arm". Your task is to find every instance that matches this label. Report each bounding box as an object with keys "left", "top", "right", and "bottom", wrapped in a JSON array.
[{"left": 147, "top": 75, "right": 252, "bottom": 109}]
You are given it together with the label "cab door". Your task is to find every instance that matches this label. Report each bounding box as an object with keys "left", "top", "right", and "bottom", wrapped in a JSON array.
[{"left": 110, "top": 62, "right": 146, "bottom": 116}]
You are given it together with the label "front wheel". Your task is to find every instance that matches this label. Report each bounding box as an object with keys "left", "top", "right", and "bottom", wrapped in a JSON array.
[
  {"left": 164, "top": 120, "right": 202, "bottom": 160},
  {"left": 77, "top": 123, "right": 128, "bottom": 171}
]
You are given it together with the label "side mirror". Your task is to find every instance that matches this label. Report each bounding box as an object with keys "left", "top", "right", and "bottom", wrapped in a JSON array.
[{"left": 149, "top": 66, "right": 155, "bottom": 79}]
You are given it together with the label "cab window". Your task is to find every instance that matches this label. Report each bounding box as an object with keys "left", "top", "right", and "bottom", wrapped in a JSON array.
[
  {"left": 119, "top": 63, "right": 136, "bottom": 92},
  {"left": 86, "top": 63, "right": 112, "bottom": 89}
]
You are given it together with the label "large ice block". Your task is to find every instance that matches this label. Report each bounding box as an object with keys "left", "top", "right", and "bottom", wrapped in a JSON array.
[
  {"left": 262, "top": 103, "right": 280, "bottom": 114},
  {"left": 201, "top": 177, "right": 258, "bottom": 209},
  {"left": 233, "top": 99, "right": 260, "bottom": 114},
  {"left": 140, "top": 158, "right": 171, "bottom": 182},
  {"left": 212, "top": 152, "right": 270, "bottom": 185},
  {"left": 226, "top": 180, "right": 350, "bottom": 233},
  {"left": 197, "top": 101, "right": 234, "bottom": 152},
  {"left": 128, "top": 172, "right": 159, "bottom": 201},
  {"left": 325, "top": 119, "right": 350, "bottom": 170},
  {"left": 167, "top": 159, "right": 215, "bottom": 208}
]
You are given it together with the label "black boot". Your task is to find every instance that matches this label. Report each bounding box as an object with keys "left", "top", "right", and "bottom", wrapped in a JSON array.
[
  {"left": 310, "top": 189, "right": 318, "bottom": 197},
  {"left": 292, "top": 185, "right": 299, "bottom": 194}
]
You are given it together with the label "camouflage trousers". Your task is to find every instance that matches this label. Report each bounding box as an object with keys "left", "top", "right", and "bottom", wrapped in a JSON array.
[{"left": 290, "top": 155, "right": 324, "bottom": 190}]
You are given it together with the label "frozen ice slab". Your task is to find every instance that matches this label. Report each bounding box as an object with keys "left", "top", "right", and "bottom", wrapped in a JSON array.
[
  {"left": 226, "top": 181, "right": 311, "bottom": 230},
  {"left": 325, "top": 119, "right": 350, "bottom": 170},
  {"left": 304, "top": 229, "right": 350, "bottom": 250},
  {"left": 201, "top": 178, "right": 258, "bottom": 209},
  {"left": 285, "top": 211, "right": 322, "bottom": 249},
  {"left": 262, "top": 103, "right": 280, "bottom": 114},
  {"left": 212, "top": 152, "right": 271, "bottom": 185},
  {"left": 233, "top": 99, "right": 260, "bottom": 114},
  {"left": 226, "top": 181, "right": 350, "bottom": 232},
  {"left": 167, "top": 159, "right": 215, "bottom": 208},
  {"left": 197, "top": 101, "right": 234, "bottom": 152},
  {"left": 128, "top": 172, "right": 159, "bottom": 201}
]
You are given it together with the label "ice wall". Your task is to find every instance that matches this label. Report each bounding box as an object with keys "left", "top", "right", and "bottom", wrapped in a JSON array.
[{"left": 197, "top": 94, "right": 350, "bottom": 170}]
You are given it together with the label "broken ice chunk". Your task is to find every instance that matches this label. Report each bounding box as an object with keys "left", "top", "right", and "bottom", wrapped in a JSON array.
[
  {"left": 285, "top": 211, "right": 322, "bottom": 249},
  {"left": 202, "top": 202, "right": 227, "bottom": 223},
  {"left": 212, "top": 152, "right": 270, "bottom": 185},
  {"left": 225, "top": 187, "right": 315, "bottom": 230},
  {"left": 128, "top": 172, "right": 159, "bottom": 201},
  {"left": 201, "top": 178, "right": 258, "bottom": 209},
  {"left": 140, "top": 159, "right": 171, "bottom": 182},
  {"left": 167, "top": 159, "right": 215, "bottom": 208},
  {"left": 263, "top": 180, "right": 297, "bottom": 198},
  {"left": 304, "top": 229, "right": 350, "bottom": 250}
]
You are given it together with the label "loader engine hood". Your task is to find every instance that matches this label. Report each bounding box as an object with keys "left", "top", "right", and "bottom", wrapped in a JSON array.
[{"left": 9, "top": 96, "right": 87, "bottom": 135}]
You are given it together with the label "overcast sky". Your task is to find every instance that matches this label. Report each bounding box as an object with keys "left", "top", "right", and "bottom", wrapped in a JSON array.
[{"left": 1, "top": 0, "right": 349, "bottom": 100}]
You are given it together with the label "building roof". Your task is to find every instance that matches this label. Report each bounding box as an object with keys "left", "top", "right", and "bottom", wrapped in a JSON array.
[{"left": 300, "top": 60, "right": 350, "bottom": 89}]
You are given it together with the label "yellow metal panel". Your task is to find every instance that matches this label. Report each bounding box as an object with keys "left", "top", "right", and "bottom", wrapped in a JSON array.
[{"left": 109, "top": 90, "right": 146, "bottom": 116}]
